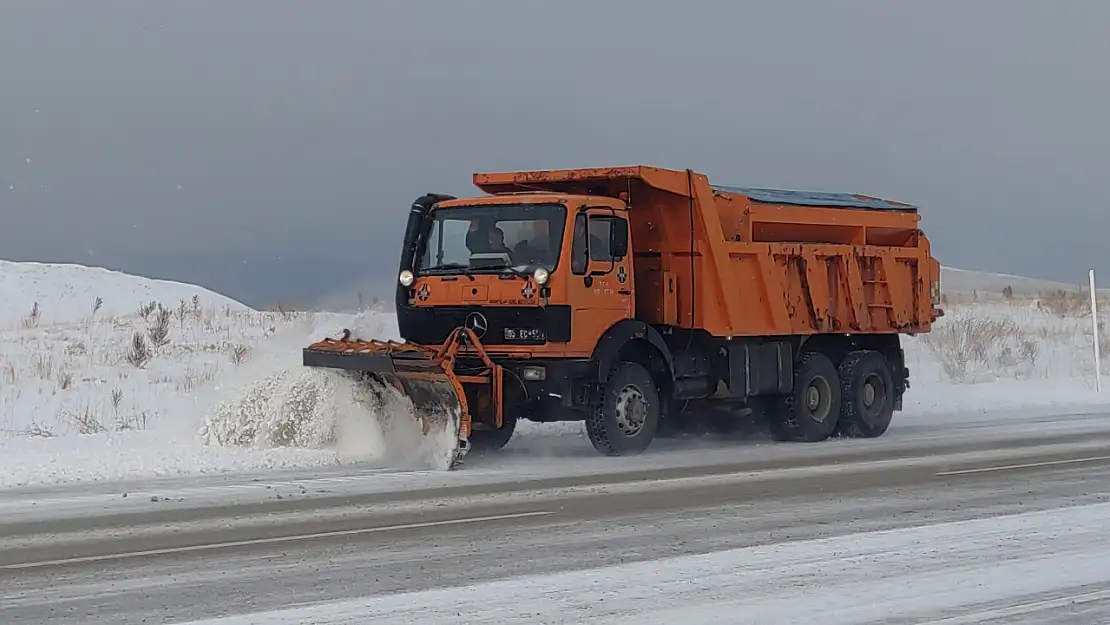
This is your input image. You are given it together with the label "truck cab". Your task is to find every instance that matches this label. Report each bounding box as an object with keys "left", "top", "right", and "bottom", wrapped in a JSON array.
[
  {"left": 399, "top": 193, "right": 633, "bottom": 360},
  {"left": 393, "top": 191, "right": 640, "bottom": 446}
]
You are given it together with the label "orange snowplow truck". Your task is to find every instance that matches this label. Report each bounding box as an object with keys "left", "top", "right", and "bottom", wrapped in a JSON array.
[{"left": 303, "top": 166, "right": 943, "bottom": 467}]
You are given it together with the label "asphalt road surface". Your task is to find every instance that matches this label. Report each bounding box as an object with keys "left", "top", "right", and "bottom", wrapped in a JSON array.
[{"left": 3, "top": 406, "right": 1110, "bottom": 624}]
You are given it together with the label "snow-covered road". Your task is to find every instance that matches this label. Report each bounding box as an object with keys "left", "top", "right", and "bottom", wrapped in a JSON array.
[
  {"left": 183, "top": 502, "right": 1110, "bottom": 625},
  {"left": 3, "top": 405, "right": 1110, "bottom": 624},
  {"left": 5, "top": 403, "right": 1110, "bottom": 524}
]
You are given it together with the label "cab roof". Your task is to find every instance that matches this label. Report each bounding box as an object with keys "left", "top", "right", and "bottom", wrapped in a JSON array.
[{"left": 439, "top": 191, "right": 622, "bottom": 208}]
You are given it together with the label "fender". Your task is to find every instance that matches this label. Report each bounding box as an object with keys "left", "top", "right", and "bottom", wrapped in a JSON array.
[{"left": 591, "top": 320, "right": 675, "bottom": 384}]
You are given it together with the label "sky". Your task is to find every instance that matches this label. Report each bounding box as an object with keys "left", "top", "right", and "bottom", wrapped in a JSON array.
[{"left": 2, "top": 1, "right": 1108, "bottom": 309}]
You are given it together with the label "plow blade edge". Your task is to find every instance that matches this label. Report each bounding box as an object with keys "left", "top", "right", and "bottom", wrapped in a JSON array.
[{"left": 302, "top": 329, "right": 501, "bottom": 468}]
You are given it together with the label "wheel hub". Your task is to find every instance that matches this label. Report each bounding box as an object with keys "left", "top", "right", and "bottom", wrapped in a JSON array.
[
  {"left": 805, "top": 377, "right": 832, "bottom": 422},
  {"left": 806, "top": 386, "right": 821, "bottom": 410},
  {"left": 861, "top": 373, "right": 886, "bottom": 416},
  {"left": 615, "top": 386, "right": 648, "bottom": 436}
]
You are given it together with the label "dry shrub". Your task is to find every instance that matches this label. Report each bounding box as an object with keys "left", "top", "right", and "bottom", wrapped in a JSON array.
[
  {"left": 922, "top": 313, "right": 1035, "bottom": 383},
  {"left": 66, "top": 405, "right": 107, "bottom": 435},
  {"left": 110, "top": 388, "right": 124, "bottom": 411},
  {"left": 116, "top": 411, "right": 149, "bottom": 431},
  {"left": 33, "top": 354, "right": 53, "bottom": 380},
  {"left": 176, "top": 300, "right": 189, "bottom": 326},
  {"left": 176, "top": 365, "right": 220, "bottom": 394},
  {"left": 1037, "top": 289, "right": 1089, "bottom": 317},
  {"left": 138, "top": 300, "right": 158, "bottom": 320},
  {"left": 1018, "top": 338, "right": 1040, "bottom": 367},
  {"left": 148, "top": 307, "right": 172, "bottom": 348},
  {"left": 229, "top": 344, "right": 251, "bottom": 365},
  {"left": 125, "top": 332, "right": 152, "bottom": 368},
  {"left": 268, "top": 301, "right": 300, "bottom": 322},
  {"left": 1099, "top": 324, "right": 1110, "bottom": 363},
  {"left": 65, "top": 341, "right": 88, "bottom": 356},
  {"left": 1, "top": 362, "right": 17, "bottom": 386},
  {"left": 22, "top": 422, "right": 55, "bottom": 438},
  {"left": 22, "top": 302, "right": 41, "bottom": 329}
]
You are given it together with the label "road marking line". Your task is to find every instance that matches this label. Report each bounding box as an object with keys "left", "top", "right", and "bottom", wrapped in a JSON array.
[
  {"left": 0, "top": 510, "right": 553, "bottom": 570},
  {"left": 936, "top": 454, "right": 1110, "bottom": 476},
  {"left": 917, "top": 587, "right": 1110, "bottom": 623}
]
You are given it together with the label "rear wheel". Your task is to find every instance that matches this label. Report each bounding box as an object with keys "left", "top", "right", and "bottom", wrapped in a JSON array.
[
  {"left": 835, "top": 350, "right": 895, "bottom": 438},
  {"left": 585, "top": 362, "right": 661, "bottom": 456},
  {"left": 768, "top": 352, "right": 842, "bottom": 442}
]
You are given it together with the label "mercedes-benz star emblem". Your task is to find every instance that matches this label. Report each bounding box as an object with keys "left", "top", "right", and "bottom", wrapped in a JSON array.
[{"left": 464, "top": 312, "right": 488, "bottom": 338}]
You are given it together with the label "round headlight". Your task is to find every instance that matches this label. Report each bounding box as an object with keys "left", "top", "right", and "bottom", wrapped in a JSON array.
[
  {"left": 399, "top": 270, "right": 415, "bottom": 287},
  {"left": 533, "top": 267, "right": 549, "bottom": 285}
]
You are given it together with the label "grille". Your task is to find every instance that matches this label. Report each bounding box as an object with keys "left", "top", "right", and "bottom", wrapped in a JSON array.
[{"left": 398, "top": 305, "right": 571, "bottom": 345}]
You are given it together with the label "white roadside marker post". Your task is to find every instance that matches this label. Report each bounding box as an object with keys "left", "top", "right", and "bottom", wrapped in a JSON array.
[{"left": 1091, "top": 269, "right": 1102, "bottom": 393}]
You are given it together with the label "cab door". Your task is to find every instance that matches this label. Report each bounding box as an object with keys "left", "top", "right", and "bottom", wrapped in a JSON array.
[{"left": 567, "top": 206, "right": 633, "bottom": 354}]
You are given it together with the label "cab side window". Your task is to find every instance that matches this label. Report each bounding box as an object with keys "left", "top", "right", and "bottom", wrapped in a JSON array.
[
  {"left": 588, "top": 217, "right": 613, "bottom": 262},
  {"left": 571, "top": 213, "right": 589, "bottom": 275},
  {"left": 573, "top": 213, "right": 628, "bottom": 274}
]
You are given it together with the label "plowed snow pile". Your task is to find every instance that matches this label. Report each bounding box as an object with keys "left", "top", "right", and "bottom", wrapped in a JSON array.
[{"left": 197, "top": 313, "right": 460, "bottom": 471}]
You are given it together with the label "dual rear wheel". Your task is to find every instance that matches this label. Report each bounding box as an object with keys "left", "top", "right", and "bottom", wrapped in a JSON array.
[{"left": 768, "top": 349, "right": 895, "bottom": 442}]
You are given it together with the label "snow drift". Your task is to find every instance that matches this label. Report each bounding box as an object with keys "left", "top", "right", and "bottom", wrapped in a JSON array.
[
  {"left": 199, "top": 368, "right": 460, "bottom": 472},
  {"left": 0, "top": 259, "right": 248, "bottom": 326},
  {"left": 195, "top": 310, "right": 460, "bottom": 471}
]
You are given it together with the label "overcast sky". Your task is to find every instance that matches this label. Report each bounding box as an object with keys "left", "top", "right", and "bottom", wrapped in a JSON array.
[{"left": 2, "top": 1, "right": 1108, "bottom": 308}]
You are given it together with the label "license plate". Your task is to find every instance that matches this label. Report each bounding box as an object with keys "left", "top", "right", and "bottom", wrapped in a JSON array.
[{"left": 504, "top": 327, "right": 545, "bottom": 341}]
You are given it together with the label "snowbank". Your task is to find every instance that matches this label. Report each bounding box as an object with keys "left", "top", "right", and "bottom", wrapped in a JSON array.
[
  {"left": 0, "top": 259, "right": 247, "bottom": 327},
  {"left": 2, "top": 259, "right": 1110, "bottom": 489}
]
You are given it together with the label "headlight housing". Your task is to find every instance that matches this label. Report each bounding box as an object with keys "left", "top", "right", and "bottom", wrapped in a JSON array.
[
  {"left": 399, "top": 270, "right": 415, "bottom": 287},
  {"left": 533, "top": 267, "right": 550, "bottom": 285}
]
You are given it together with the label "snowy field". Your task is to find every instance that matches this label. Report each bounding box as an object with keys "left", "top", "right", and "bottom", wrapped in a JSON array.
[{"left": 2, "top": 259, "right": 1110, "bottom": 489}]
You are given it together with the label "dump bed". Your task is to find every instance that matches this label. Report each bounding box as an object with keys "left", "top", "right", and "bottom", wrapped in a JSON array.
[{"left": 473, "top": 166, "right": 942, "bottom": 338}]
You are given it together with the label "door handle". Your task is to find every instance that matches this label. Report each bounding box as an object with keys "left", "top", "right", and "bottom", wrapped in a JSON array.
[{"left": 618, "top": 289, "right": 631, "bottom": 295}]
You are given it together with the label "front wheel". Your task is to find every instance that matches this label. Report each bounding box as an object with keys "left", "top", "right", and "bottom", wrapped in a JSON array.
[{"left": 585, "top": 362, "right": 661, "bottom": 456}]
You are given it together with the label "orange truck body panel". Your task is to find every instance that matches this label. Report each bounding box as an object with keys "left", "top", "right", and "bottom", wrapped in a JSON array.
[{"left": 471, "top": 166, "right": 942, "bottom": 340}]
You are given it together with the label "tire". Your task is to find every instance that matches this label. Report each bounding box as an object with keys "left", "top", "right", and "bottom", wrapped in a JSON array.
[
  {"left": 835, "top": 350, "right": 895, "bottom": 438},
  {"left": 768, "top": 351, "right": 842, "bottom": 442},
  {"left": 468, "top": 413, "right": 517, "bottom": 451},
  {"left": 585, "top": 361, "right": 661, "bottom": 456}
]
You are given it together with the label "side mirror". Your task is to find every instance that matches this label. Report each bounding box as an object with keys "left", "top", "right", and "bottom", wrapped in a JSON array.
[{"left": 610, "top": 219, "right": 629, "bottom": 259}]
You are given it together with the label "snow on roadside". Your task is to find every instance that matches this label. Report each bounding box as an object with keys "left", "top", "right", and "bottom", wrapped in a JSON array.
[
  {"left": 3, "top": 259, "right": 1110, "bottom": 489},
  {"left": 173, "top": 501, "right": 1110, "bottom": 624},
  {"left": 0, "top": 301, "right": 446, "bottom": 487},
  {"left": 0, "top": 259, "right": 247, "bottom": 326}
]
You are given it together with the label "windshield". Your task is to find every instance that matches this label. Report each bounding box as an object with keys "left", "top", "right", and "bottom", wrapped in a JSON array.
[{"left": 417, "top": 203, "right": 566, "bottom": 274}]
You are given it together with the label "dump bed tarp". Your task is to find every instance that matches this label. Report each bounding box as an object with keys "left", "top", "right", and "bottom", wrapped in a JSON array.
[{"left": 711, "top": 185, "right": 917, "bottom": 212}]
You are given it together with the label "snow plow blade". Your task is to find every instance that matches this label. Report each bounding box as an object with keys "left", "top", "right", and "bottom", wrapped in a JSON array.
[{"left": 302, "top": 327, "right": 503, "bottom": 469}]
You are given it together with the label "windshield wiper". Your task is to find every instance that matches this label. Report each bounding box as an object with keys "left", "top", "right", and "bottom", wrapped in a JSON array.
[
  {"left": 423, "top": 262, "right": 475, "bottom": 280},
  {"left": 424, "top": 262, "right": 468, "bottom": 272}
]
